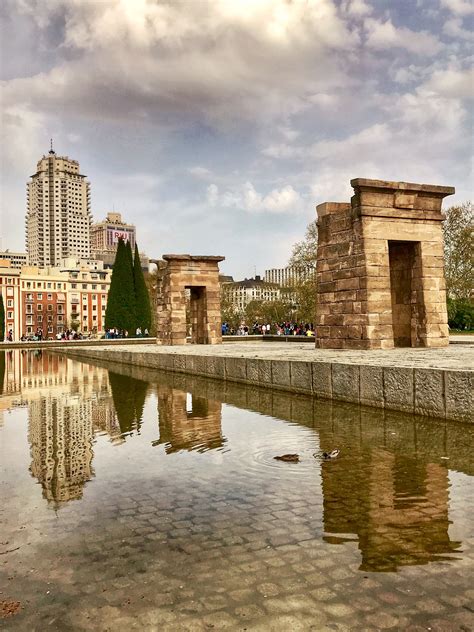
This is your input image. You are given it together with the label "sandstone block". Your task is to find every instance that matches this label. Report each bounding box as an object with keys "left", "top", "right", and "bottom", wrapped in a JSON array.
[
  {"left": 290, "top": 361, "right": 313, "bottom": 394},
  {"left": 312, "top": 362, "right": 332, "bottom": 398},
  {"left": 332, "top": 363, "right": 360, "bottom": 403},
  {"left": 383, "top": 367, "right": 414, "bottom": 413},
  {"left": 271, "top": 360, "right": 291, "bottom": 388},
  {"left": 414, "top": 368, "right": 445, "bottom": 417}
]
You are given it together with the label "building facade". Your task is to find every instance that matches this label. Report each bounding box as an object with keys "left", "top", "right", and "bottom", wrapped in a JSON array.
[
  {"left": 0, "top": 250, "right": 28, "bottom": 269},
  {"left": 264, "top": 266, "right": 312, "bottom": 286},
  {"left": 0, "top": 258, "right": 111, "bottom": 339},
  {"left": 91, "top": 212, "right": 136, "bottom": 263},
  {"left": 222, "top": 276, "right": 293, "bottom": 313},
  {"left": 26, "top": 148, "right": 91, "bottom": 267}
]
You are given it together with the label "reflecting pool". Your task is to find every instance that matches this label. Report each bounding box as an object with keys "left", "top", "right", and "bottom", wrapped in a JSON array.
[{"left": 0, "top": 350, "right": 473, "bottom": 631}]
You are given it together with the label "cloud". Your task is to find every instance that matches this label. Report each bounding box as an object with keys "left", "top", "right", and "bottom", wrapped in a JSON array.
[
  {"left": 440, "top": 0, "right": 474, "bottom": 15},
  {"left": 443, "top": 17, "right": 473, "bottom": 40},
  {"left": 421, "top": 67, "right": 474, "bottom": 99},
  {"left": 365, "top": 18, "right": 443, "bottom": 56},
  {"left": 3, "top": 0, "right": 359, "bottom": 131},
  {"left": 189, "top": 166, "right": 212, "bottom": 179},
  {"left": 207, "top": 181, "right": 303, "bottom": 214},
  {"left": 340, "top": 0, "right": 373, "bottom": 17}
]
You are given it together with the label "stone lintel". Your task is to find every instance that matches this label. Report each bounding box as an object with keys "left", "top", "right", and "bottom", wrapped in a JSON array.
[
  {"left": 350, "top": 178, "right": 455, "bottom": 197},
  {"left": 163, "top": 254, "right": 225, "bottom": 263},
  {"left": 316, "top": 202, "right": 351, "bottom": 218}
]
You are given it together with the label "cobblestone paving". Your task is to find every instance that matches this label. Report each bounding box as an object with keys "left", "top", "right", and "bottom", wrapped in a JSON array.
[
  {"left": 75, "top": 341, "right": 473, "bottom": 371},
  {"left": 0, "top": 353, "right": 473, "bottom": 631}
]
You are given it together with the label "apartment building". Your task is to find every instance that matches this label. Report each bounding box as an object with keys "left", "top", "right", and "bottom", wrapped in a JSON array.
[
  {"left": 0, "top": 258, "right": 111, "bottom": 339},
  {"left": 0, "top": 250, "right": 28, "bottom": 269},
  {"left": 264, "top": 266, "right": 312, "bottom": 286},
  {"left": 0, "top": 262, "right": 21, "bottom": 340},
  {"left": 26, "top": 147, "right": 91, "bottom": 267},
  {"left": 62, "top": 260, "right": 111, "bottom": 334},
  {"left": 222, "top": 276, "right": 294, "bottom": 313}
]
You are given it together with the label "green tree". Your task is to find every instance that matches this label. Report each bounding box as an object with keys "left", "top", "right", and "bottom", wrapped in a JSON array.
[
  {"left": 443, "top": 202, "right": 473, "bottom": 300},
  {"left": 105, "top": 238, "right": 137, "bottom": 334},
  {"left": 0, "top": 294, "right": 4, "bottom": 342},
  {"left": 133, "top": 243, "right": 152, "bottom": 333},
  {"left": 288, "top": 219, "right": 318, "bottom": 324},
  {"left": 144, "top": 268, "right": 157, "bottom": 335},
  {"left": 289, "top": 219, "right": 318, "bottom": 271}
]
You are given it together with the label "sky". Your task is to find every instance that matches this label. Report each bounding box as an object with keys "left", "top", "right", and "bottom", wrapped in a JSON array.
[{"left": 0, "top": 0, "right": 472, "bottom": 279}]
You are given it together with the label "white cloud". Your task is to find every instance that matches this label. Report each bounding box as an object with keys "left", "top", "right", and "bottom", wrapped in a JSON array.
[
  {"left": 340, "top": 0, "right": 373, "bottom": 17},
  {"left": 207, "top": 181, "right": 303, "bottom": 214},
  {"left": 421, "top": 67, "right": 474, "bottom": 99},
  {"left": 440, "top": 0, "right": 474, "bottom": 15},
  {"left": 443, "top": 17, "right": 473, "bottom": 40},
  {"left": 365, "top": 18, "right": 443, "bottom": 56},
  {"left": 189, "top": 166, "right": 212, "bottom": 179}
]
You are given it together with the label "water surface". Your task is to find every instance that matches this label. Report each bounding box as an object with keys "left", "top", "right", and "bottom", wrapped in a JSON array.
[{"left": 0, "top": 350, "right": 473, "bottom": 631}]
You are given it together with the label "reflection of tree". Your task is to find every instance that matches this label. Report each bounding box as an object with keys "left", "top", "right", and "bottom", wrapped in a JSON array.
[
  {"left": 108, "top": 371, "right": 148, "bottom": 435},
  {"left": 0, "top": 351, "right": 5, "bottom": 395}
]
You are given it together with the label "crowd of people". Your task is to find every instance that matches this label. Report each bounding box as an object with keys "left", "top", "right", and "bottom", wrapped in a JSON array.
[
  {"left": 104, "top": 327, "right": 149, "bottom": 339},
  {"left": 222, "top": 321, "right": 315, "bottom": 337}
]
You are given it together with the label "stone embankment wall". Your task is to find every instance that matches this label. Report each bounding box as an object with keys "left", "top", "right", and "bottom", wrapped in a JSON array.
[{"left": 57, "top": 345, "right": 472, "bottom": 423}]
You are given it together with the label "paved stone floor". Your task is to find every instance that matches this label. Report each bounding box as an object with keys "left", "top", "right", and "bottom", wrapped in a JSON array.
[{"left": 78, "top": 340, "right": 474, "bottom": 371}]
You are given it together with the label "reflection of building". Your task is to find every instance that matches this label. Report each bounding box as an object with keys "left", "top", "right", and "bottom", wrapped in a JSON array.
[
  {"left": 321, "top": 448, "right": 460, "bottom": 571},
  {"left": 0, "top": 350, "right": 119, "bottom": 506},
  {"left": 28, "top": 395, "right": 94, "bottom": 503},
  {"left": 155, "top": 385, "right": 224, "bottom": 453}
]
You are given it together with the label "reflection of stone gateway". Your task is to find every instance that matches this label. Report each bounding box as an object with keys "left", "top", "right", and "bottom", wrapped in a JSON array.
[
  {"left": 155, "top": 385, "right": 224, "bottom": 453},
  {"left": 155, "top": 255, "right": 225, "bottom": 345},
  {"left": 315, "top": 178, "right": 454, "bottom": 349}
]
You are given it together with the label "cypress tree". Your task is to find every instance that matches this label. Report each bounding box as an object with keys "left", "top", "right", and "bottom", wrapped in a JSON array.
[
  {"left": 0, "top": 295, "right": 4, "bottom": 342},
  {"left": 105, "top": 238, "right": 137, "bottom": 334},
  {"left": 133, "top": 243, "right": 152, "bottom": 333}
]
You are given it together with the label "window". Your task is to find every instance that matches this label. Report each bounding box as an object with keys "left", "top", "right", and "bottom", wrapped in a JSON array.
[
  {"left": 71, "top": 283, "right": 77, "bottom": 289},
  {"left": 82, "top": 284, "right": 87, "bottom": 289},
  {"left": 7, "top": 300, "right": 12, "bottom": 307},
  {"left": 7, "top": 312, "right": 13, "bottom": 319},
  {"left": 47, "top": 304, "right": 53, "bottom": 312},
  {"left": 37, "top": 304, "right": 43, "bottom": 312},
  {"left": 47, "top": 294, "right": 52, "bottom": 300},
  {"left": 37, "top": 293, "right": 42, "bottom": 300}
]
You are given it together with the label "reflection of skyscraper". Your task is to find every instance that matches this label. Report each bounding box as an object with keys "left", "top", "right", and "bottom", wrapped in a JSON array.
[
  {"left": 155, "top": 385, "right": 224, "bottom": 453},
  {"left": 28, "top": 395, "right": 94, "bottom": 504},
  {"left": 0, "top": 349, "right": 121, "bottom": 506}
]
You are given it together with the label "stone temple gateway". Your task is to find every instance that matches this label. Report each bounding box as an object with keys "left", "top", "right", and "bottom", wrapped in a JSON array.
[
  {"left": 315, "top": 178, "right": 454, "bottom": 350},
  {"left": 156, "top": 255, "right": 225, "bottom": 345}
]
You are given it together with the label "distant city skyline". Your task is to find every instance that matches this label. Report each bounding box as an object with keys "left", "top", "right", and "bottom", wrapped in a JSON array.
[{"left": 1, "top": 0, "right": 473, "bottom": 279}]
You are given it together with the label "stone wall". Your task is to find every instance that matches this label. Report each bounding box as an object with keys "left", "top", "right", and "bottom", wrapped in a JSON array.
[{"left": 315, "top": 179, "right": 454, "bottom": 349}]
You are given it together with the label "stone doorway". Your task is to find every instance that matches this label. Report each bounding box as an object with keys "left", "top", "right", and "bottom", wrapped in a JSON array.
[
  {"left": 315, "top": 178, "right": 454, "bottom": 349},
  {"left": 155, "top": 255, "right": 225, "bottom": 345},
  {"left": 388, "top": 241, "right": 417, "bottom": 347}
]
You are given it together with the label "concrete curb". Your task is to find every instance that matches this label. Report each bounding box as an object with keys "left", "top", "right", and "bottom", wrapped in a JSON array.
[{"left": 55, "top": 346, "right": 473, "bottom": 423}]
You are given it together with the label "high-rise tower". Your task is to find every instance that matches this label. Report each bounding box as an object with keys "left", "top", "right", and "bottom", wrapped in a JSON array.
[{"left": 26, "top": 144, "right": 92, "bottom": 267}]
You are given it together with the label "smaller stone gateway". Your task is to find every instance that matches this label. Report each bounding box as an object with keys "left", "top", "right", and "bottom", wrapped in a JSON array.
[
  {"left": 156, "top": 255, "right": 225, "bottom": 345},
  {"left": 315, "top": 178, "right": 454, "bottom": 349}
]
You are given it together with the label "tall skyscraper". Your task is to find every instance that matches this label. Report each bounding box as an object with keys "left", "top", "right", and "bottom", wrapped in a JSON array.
[{"left": 26, "top": 145, "right": 91, "bottom": 267}]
